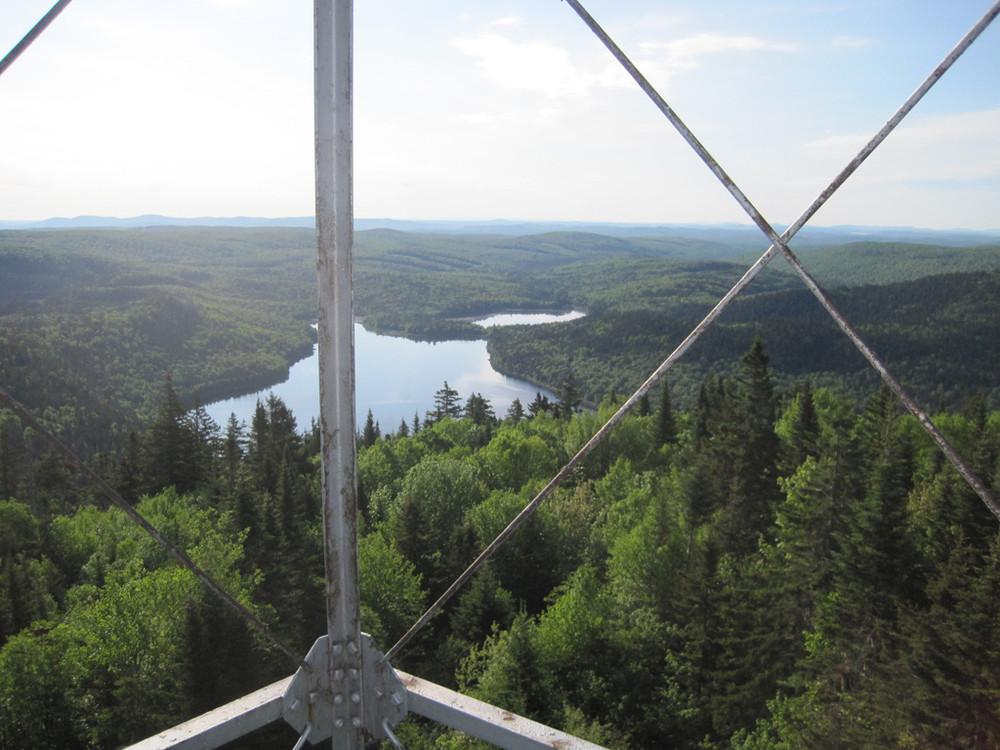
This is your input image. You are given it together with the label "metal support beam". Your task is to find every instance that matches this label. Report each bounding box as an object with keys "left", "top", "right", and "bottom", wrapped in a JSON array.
[
  {"left": 399, "top": 671, "right": 607, "bottom": 750},
  {"left": 315, "top": 0, "right": 364, "bottom": 747},
  {"left": 126, "top": 669, "right": 607, "bottom": 750},
  {"left": 124, "top": 677, "right": 291, "bottom": 750},
  {"left": 0, "top": 0, "right": 74, "bottom": 78}
]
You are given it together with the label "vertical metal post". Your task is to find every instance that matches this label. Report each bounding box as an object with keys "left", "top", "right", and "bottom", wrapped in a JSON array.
[{"left": 315, "top": 1, "right": 363, "bottom": 748}]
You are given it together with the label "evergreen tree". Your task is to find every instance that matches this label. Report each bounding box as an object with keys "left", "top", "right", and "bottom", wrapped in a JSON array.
[
  {"left": 464, "top": 393, "right": 496, "bottom": 427},
  {"left": 397, "top": 418, "right": 410, "bottom": 438},
  {"left": 187, "top": 400, "right": 220, "bottom": 488},
  {"left": 411, "top": 412, "right": 420, "bottom": 435},
  {"left": 556, "top": 376, "right": 582, "bottom": 419},
  {"left": 142, "top": 374, "right": 192, "bottom": 493},
  {"left": 433, "top": 381, "right": 462, "bottom": 420},
  {"left": 637, "top": 393, "right": 651, "bottom": 417},
  {"left": 115, "top": 431, "right": 143, "bottom": 503},
  {"left": 505, "top": 398, "right": 525, "bottom": 424},
  {"left": 223, "top": 415, "right": 243, "bottom": 495},
  {"left": 721, "top": 339, "right": 781, "bottom": 555},
  {"left": 782, "top": 380, "right": 820, "bottom": 474},
  {"left": 655, "top": 380, "right": 677, "bottom": 447},
  {"left": 362, "top": 409, "right": 380, "bottom": 447},
  {"left": 528, "top": 392, "right": 551, "bottom": 417}
]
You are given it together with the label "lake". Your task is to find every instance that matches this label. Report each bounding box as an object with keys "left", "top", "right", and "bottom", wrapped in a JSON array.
[{"left": 204, "top": 312, "right": 584, "bottom": 432}]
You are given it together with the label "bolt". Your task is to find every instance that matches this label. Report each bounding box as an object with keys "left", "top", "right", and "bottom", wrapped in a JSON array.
[
  {"left": 334, "top": 694, "right": 344, "bottom": 705},
  {"left": 352, "top": 717, "right": 362, "bottom": 728},
  {"left": 349, "top": 668, "right": 359, "bottom": 679},
  {"left": 351, "top": 692, "right": 361, "bottom": 704},
  {"left": 347, "top": 641, "right": 359, "bottom": 655},
  {"left": 332, "top": 642, "right": 344, "bottom": 655},
  {"left": 335, "top": 719, "right": 344, "bottom": 729},
  {"left": 391, "top": 692, "right": 404, "bottom": 706},
  {"left": 333, "top": 669, "right": 344, "bottom": 681}
]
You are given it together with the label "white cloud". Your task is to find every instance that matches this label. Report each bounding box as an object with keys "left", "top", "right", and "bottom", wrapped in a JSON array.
[
  {"left": 489, "top": 15, "right": 522, "bottom": 28},
  {"left": 639, "top": 33, "right": 798, "bottom": 72},
  {"left": 832, "top": 35, "right": 873, "bottom": 48},
  {"left": 452, "top": 34, "right": 595, "bottom": 97},
  {"left": 806, "top": 108, "right": 1000, "bottom": 183},
  {"left": 453, "top": 31, "right": 797, "bottom": 99}
]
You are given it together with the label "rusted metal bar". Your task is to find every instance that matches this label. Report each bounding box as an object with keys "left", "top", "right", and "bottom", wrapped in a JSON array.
[
  {"left": 314, "top": 0, "right": 365, "bottom": 747},
  {"left": 563, "top": 0, "right": 1000, "bottom": 519},
  {"left": 0, "top": 387, "right": 304, "bottom": 667},
  {"left": 0, "top": 0, "right": 74, "bottom": 78}
]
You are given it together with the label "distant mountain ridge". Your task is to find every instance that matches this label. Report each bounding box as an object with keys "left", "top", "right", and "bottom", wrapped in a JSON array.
[{"left": 1, "top": 214, "right": 998, "bottom": 247}]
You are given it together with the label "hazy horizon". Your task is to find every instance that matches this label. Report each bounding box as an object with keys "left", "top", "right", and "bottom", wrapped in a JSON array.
[{"left": 2, "top": 1, "right": 998, "bottom": 229}]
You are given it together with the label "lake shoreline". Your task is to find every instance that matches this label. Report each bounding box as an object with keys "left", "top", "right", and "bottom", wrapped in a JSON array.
[{"left": 203, "top": 319, "right": 566, "bottom": 430}]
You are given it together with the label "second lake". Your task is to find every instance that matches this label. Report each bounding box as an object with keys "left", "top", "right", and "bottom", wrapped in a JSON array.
[{"left": 205, "top": 312, "right": 584, "bottom": 431}]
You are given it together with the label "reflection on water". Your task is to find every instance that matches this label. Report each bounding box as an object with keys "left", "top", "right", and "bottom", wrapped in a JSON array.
[
  {"left": 473, "top": 310, "right": 584, "bottom": 327},
  {"left": 206, "top": 321, "right": 565, "bottom": 431}
]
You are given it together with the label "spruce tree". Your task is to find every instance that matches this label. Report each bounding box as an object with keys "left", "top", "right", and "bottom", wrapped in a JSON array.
[
  {"left": 505, "top": 398, "right": 524, "bottom": 424},
  {"left": 433, "top": 381, "right": 462, "bottom": 420},
  {"left": 556, "top": 376, "right": 582, "bottom": 419},
  {"left": 528, "top": 392, "right": 551, "bottom": 417},
  {"left": 637, "top": 393, "right": 651, "bottom": 417},
  {"left": 223, "top": 414, "right": 243, "bottom": 494},
  {"left": 142, "top": 373, "right": 192, "bottom": 493},
  {"left": 655, "top": 380, "right": 677, "bottom": 446},
  {"left": 362, "top": 409, "right": 379, "bottom": 447},
  {"left": 782, "top": 380, "right": 820, "bottom": 474}
]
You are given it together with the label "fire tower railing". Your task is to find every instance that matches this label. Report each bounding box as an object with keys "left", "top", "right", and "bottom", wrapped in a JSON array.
[{"left": 1, "top": 0, "right": 998, "bottom": 748}]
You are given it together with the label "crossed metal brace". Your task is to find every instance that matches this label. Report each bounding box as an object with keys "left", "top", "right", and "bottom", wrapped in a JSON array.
[
  {"left": 561, "top": 0, "right": 1000, "bottom": 517},
  {"left": 387, "top": 0, "right": 1000, "bottom": 662}
]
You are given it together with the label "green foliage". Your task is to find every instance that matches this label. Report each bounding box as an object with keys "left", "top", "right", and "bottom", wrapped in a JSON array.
[{"left": 358, "top": 533, "right": 425, "bottom": 646}]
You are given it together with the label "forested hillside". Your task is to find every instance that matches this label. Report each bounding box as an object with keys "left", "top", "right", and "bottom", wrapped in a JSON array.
[
  {"left": 2, "top": 228, "right": 998, "bottom": 454},
  {"left": 1, "top": 343, "right": 998, "bottom": 748}
]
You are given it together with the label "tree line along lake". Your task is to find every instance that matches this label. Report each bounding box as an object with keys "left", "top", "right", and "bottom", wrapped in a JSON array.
[{"left": 204, "top": 311, "right": 585, "bottom": 431}]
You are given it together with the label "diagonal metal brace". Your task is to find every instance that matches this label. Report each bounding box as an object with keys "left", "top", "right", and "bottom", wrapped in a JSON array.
[{"left": 563, "top": 0, "right": 1000, "bottom": 519}]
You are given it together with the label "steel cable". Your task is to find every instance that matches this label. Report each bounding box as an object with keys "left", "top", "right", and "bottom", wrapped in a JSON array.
[
  {"left": 0, "top": 387, "right": 305, "bottom": 669},
  {"left": 386, "top": 0, "right": 1000, "bottom": 660}
]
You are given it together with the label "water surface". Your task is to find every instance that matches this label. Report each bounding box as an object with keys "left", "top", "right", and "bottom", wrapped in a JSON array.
[{"left": 205, "top": 312, "right": 584, "bottom": 431}]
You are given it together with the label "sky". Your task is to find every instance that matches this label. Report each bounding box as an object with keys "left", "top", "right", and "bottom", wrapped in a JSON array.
[{"left": 1, "top": 0, "right": 998, "bottom": 229}]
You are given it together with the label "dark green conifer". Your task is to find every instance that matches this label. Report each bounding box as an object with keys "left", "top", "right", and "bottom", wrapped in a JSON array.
[{"left": 655, "top": 380, "right": 677, "bottom": 446}]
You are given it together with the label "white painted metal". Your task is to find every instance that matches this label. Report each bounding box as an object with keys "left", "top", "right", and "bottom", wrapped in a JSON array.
[
  {"left": 398, "top": 671, "right": 608, "bottom": 750},
  {"left": 123, "top": 677, "right": 290, "bottom": 750},
  {"left": 282, "top": 634, "right": 408, "bottom": 743},
  {"left": 125, "top": 668, "right": 608, "bottom": 750},
  {"left": 314, "top": 0, "right": 364, "bottom": 747}
]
